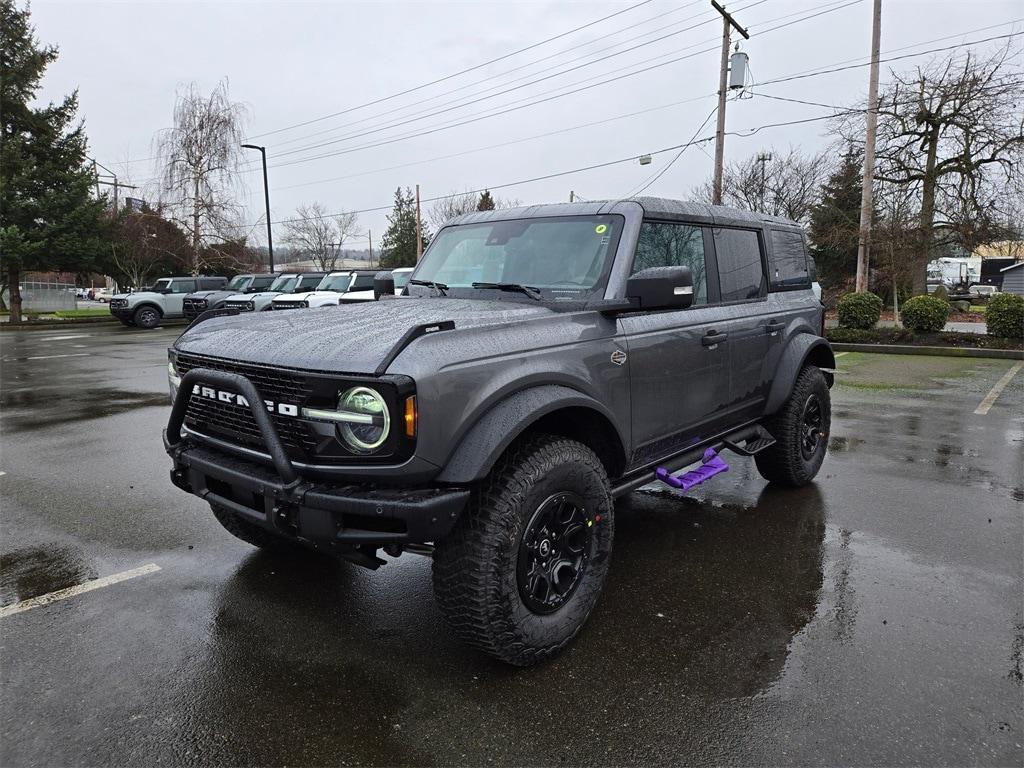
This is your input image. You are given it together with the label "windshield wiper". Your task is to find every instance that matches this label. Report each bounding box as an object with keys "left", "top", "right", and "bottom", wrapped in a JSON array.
[
  {"left": 471, "top": 282, "right": 543, "bottom": 301},
  {"left": 409, "top": 279, "right": 449, "bottom": 296}
]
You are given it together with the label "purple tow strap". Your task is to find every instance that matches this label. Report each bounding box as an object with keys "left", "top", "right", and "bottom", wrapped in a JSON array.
[{"left": 656, "top": 448, "right": 729, "bottom": 490}]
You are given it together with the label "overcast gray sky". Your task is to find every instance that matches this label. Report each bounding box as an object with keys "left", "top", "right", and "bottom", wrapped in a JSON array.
[{"left": 29, "top": 0, "right": 1023, "bottom": 250}]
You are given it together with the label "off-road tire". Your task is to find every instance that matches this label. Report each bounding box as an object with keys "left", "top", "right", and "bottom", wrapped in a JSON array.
[
  {"left": 211, "top": 504, "right": 305, "bottom": 554},
  {"left": 756, "top": 365, "right": 831, "bottom": 486},
  {"left": 132, "top": 305, "right": 161, "bottom": 329},
  {"left": 432, "top": 434, "right": 614, "bottom": 666}
]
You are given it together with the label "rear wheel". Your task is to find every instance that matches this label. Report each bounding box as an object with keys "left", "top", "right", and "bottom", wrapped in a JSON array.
[
  {"left": 432, "top": 435, "right": 614, "bottom": 666},
  {"left": 755, "top": 365, "right": 831, "bottom": 486},
  {"left": 132, "top": 305, "right": 161, "bottom": 329}
]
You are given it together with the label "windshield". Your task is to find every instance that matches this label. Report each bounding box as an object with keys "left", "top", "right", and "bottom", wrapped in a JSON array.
[
  {"left": 268, "top": 275, "right": 297, "bottom": 292},
  {"left": 226, "top": 275, "right": 251, "bottom": 291},
  {"left": 151, "top": 279, "right": 171, "bottom": 292},
  {"left": 298, "top": 275, "right": 324, "bottom": 290},
  {"left": 413, "top": 215, "right": 622, "bottom": 299},
  {"left": 393, "top": 270, "right": 411, "bottom": 289},
  {"left": 316, "top": 274, "right": 352, "bottom": 292}
]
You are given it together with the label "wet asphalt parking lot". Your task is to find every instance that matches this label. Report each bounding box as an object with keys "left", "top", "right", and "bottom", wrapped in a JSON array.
[{"left": 0, "top": 324, "right": 1021, "bottom": 767}]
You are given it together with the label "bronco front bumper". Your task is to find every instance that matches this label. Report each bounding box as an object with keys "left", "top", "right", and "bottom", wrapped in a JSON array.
[{"left": 164, "top": 368, "right": 469, "bottom": 550}]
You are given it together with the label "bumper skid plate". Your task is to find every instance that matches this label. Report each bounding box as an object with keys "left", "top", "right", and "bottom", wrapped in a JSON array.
[{"left": 165, "top": 368, "right": 468, "bottom": 549}]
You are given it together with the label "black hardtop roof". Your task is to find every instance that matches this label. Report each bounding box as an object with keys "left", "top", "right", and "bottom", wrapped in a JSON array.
[
  {"left": 161, "top": 275, "right": 226, "bottom": 280},
  {"left": 447, "top": 197, "right": 801, "bottom": 230}
]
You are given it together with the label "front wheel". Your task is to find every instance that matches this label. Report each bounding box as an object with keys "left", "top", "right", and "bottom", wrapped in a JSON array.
[
  {"left": 132, "top": 305, "right": 161, "bottom": 329},
  {"left": 755, "top": 365, "right": 831, "bottom": 486},
  {"left": 432, "top": 435, "right": 614, "bottom": 666}
]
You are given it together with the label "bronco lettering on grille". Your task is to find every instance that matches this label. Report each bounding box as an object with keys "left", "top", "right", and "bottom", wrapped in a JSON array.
[{"left": 191, "top": 384, "right": 299, "bottom": 416}]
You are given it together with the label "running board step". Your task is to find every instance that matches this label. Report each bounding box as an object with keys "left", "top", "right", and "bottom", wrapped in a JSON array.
[
  {"left": 656, "top": 448, "right": 729, "bottom": 490},
  {"left": 722, "top": 426, "right": 776, "bottom": 456}
]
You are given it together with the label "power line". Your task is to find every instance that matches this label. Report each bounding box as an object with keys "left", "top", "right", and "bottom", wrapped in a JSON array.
[
  {"left": 244, "top": 0, "right": 658, "bottom": 140},
  {"left": 629, "top": 105, "right": 720, "bottom": 196},
  {"left": 273, "top": 1, "right": 772, "bottom": 159},
  {"left": 269, "top": 0, "right": 710, "bottom": 151}
]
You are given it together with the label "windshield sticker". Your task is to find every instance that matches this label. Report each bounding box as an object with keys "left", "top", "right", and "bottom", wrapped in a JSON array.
[{"left": 594, "top": 224, "right": 608, "bottom": 234}]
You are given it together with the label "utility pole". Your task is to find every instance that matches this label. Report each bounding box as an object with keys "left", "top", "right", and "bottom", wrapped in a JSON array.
[
  {"left": 711, "top": 1, "right": 749, "bottom": 205},
  {"left": 368, "top": 229, "right": 374, "bottom": 268},
  {"left": 415, "top": 184, "right": 423, "bottom": 261},
  {"left": 855, "top": 0, "right": 882, "bottom": 293},
  {"left": 569, "top": 190, "right": 575, "bottom": 203},
  {"left": 755, "top": 152, "right": 772, "bottom": 211}
]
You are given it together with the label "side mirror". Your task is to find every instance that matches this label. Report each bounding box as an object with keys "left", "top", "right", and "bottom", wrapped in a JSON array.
[
  {"left": 625, "top": 266, "right": 694, "bottom": 311},
  {"left": 373, "top": 271, "right": 395, "bottom": 300}
]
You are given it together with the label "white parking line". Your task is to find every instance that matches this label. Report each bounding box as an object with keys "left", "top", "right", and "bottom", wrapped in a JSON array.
[
  {"left": 2, "top": 352, "right": 90, "bottom": 362},
  {"left": 0, "top": 564, "right": 161, "bottom": 619},
  {"left": 974, "top": 361, "right": 1024, "bottom": 416},
  {"left": 37, "top": 334, "right": 92, "bottom": 341},
  {"left": 834, "top": 352, "right": 849, "bottom": 358}
]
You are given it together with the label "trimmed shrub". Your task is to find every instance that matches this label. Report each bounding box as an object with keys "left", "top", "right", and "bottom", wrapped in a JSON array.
[
  {"left": 986, "top": 293, "right": 1024, "bottom": 339},
  {"left": 837, "top": 292, "right": 883, "bottom": 329},
  {"left": 901, "top": 295, "right": 950, "bottom": 333}
]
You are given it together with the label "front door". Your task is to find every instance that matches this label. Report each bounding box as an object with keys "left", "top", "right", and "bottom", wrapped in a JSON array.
[
  {"left": 167, "top": 279, "right": 197, "bottom": 316},
  {"left": 620, "top": 221, "right": 731, "bottom": 469}
]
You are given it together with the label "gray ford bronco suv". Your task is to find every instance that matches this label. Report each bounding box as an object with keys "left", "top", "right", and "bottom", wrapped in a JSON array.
[{"left": 164, "top": 198, "right": 834, "bottom": 665}]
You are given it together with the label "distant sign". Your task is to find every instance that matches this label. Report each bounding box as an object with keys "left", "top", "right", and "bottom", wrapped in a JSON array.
[{"left": 125, "top": 197, "right": 146, "bottom": 212}]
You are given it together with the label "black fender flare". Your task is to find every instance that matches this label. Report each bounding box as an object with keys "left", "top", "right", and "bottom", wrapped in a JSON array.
[
  {"left": 764, "top": 333, "right": 835, "bottom": 415},
  {"left": 435, "top": 384, "right": 626, "bottom": 484}
]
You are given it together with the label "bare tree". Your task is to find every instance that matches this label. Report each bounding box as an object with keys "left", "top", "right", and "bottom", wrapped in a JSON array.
[
  {"left": 282, "top": 203, "right": 361, "bottom": 271},
  {"left": 155, "top": 79, "right": 249, "bottom": 274},
  {"left": 693, "top": 146, "right": 830, "bottom": 224},
  {"left": 428, "top": 190, "right": 478, "bottom": 229},
  {"left": 837, "top": 43, "right": 1024, "bottom": 293}
]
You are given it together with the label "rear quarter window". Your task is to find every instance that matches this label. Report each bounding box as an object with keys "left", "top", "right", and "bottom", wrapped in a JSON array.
[{"left": 768, "top": 229, "right": 811, "bottom": 290}]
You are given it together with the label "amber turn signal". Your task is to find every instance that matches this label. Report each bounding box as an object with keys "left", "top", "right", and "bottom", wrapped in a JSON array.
[{"left": 404, "top": 395, "right": 417, "bottom": 438}]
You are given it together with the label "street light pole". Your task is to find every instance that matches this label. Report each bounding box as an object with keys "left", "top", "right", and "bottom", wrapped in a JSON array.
[{"left": 242, "top": 144, "right": 274, "bottom": 272}]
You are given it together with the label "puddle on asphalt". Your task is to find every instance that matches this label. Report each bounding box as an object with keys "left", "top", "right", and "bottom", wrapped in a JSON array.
[
  {"left": 0, "top": 545, "right": 97, "bottom": 606},
  {"left": 0, "top": 388, "right": 169, "bottom": 432}
]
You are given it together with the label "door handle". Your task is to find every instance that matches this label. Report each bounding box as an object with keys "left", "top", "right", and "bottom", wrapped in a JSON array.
[
  {"left": 766, "top": 320, "right": 785, "bottom": 333},
  {"left": 702, "top": 330, "right": 728, "bottom": 347}
]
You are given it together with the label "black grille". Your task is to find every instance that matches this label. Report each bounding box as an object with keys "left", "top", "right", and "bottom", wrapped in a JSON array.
[
  {"left": 183, "top": 298, "right": 207, "bottom": 319},
  {"left": 273, "top": 301, "right": 303, "bottom": 310},
  {"left": 176, "top": 354, "right": 318, "bottom": 460}
]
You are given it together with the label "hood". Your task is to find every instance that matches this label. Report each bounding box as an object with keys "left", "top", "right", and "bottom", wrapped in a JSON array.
[
  {"left": 191, "top": 289, "right": 240, "bottom": 302},
  {"left": 273, "top": 291, "right": 320, "bottom": 302},
  {"left": 174, "top": 297, "right": 559, "bottom": 374},
  {"left": 119, "top": 290, "right": 159, "bottom": 300},
  {"left": 226, "top": 291, "right": 279, "bottom": 303}
]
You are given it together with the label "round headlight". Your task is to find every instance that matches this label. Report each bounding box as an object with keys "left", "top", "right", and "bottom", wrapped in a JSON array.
[
  {"left": 301, "top": 300, "right": 309, "bottom": 308},
  {"left": 246, "top": 301, "right": 255, "bottom": 310},
  {"left": 337, "top": 386, "right": 390, "bottom": 453}
]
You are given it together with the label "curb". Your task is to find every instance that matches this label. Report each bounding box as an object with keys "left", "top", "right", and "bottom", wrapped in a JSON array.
[{"left": 832, "top": 342, "right": 1024, "bottom": 360}]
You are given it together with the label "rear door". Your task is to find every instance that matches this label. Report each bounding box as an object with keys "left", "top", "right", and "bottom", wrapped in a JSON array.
[
  {"left": 620, "top": 220, "right": 731, "bottom": 468},
  {"left": 712, "top": 227, "right": 771, "bottom": 420},
  {"left": 764, "top": 227, "right": 815, "bottom": 384}
]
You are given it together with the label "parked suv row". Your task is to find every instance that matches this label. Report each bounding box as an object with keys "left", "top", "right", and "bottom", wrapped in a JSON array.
[
  {"left": 271, "top": 269, "right": 378, "bottom": 310},
  {"left": 182, "top": 273, "right": 278, "bottom": 320}
]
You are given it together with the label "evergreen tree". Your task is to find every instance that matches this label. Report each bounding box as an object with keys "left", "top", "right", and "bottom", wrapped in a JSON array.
[
  {"left": 477, "top": 190, "right": 495, "bottom": 211},
  {"left": 1, "top": 0, "right": 108, "bottom": 322},
  {"left": 380, "top": 187, "right": 430, "bottom": 268},
  {"left": 808, "top": 149, "right": 864, "bottom": 287}
]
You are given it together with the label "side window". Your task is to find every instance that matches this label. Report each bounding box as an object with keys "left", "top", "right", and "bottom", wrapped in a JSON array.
[
  {"left": 632, "top": 222, "right": 709, "bottom": 306},
  {"left": 769, "top": 229, "right": 811, "bottom": 290},
  {"left": 351, "top": 273, "right": 375, "bottom": 290},
  {"left": 714, "top": 228, "right": 765, "bottom": 302},
  {"left": 171, "top": 280, "right": 196, "bottom": 294},
  {"left": 251, "top": 276, "right": 274, "bottom": 290}
]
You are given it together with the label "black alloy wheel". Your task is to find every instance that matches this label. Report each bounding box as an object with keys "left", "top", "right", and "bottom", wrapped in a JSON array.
[
  {"left": 800, "top": 393, "right": 824, "bottom": 460},
  {"left": 517, "top": 492, "right": 593, "bottom": 614}
]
